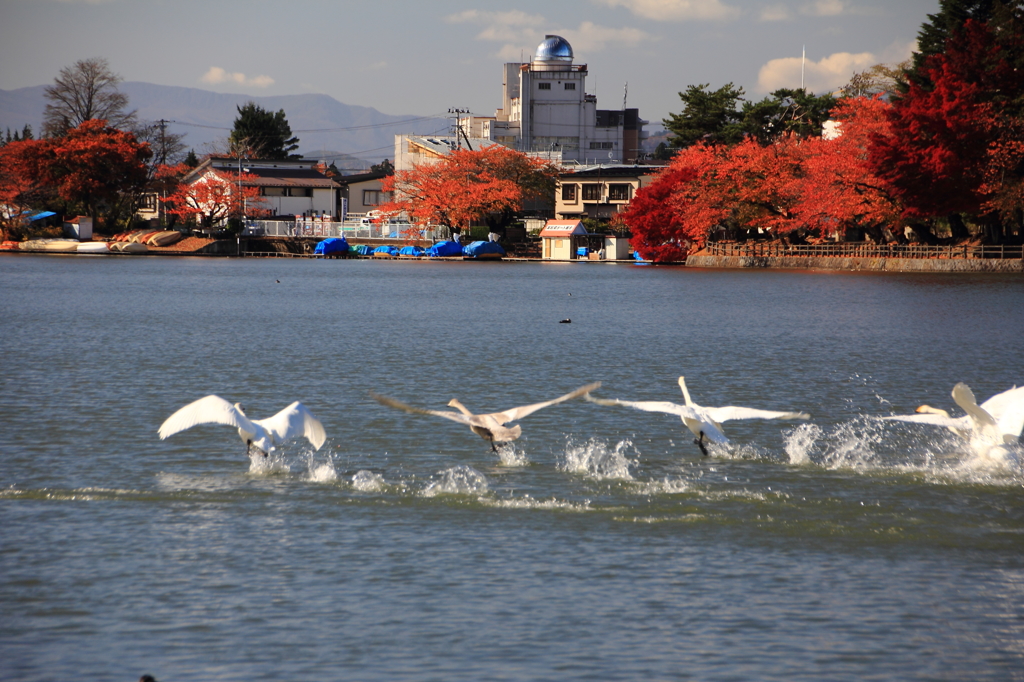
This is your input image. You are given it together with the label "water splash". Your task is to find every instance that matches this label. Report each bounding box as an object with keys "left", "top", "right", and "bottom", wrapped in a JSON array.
[
  {"left": 352, "top": 470, "right": 386, "bottom": 492},
  {"left": 421, "top": 464, "right": 489, "bottom": 497},
  {"left": 560, "top": 438, "right": 636, "bottom": 481},
  {"left": 784, "top": 423, "right": 823, "bottom": 465},
  {"left": 248, "top": 451, "right": 291, "bottom": 475},
  {"left": 495, "top": 441, "right": 529, "bottom": 467}
]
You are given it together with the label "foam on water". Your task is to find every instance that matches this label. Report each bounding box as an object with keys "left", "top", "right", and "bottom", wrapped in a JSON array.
[
  {"left": 301, "top": 451, "right": 338, "bottom": 483},
  {"left": 484, "top": 495, "right": 595, "bottom": 512},
  {"left": 248, "top": 450, "right": 291, "bottom": 475},
  {"left": 559, "top": 437, "right": 636, "bottom": 480},
  {"left": 421, "top": 464, "right": 489, "bottom": 497},
  {"left": 785, "top": 416, "right": 1024, "bottom": 485},
  {"left": 351, "top": 470, "right": 386, "bottom": 492}
]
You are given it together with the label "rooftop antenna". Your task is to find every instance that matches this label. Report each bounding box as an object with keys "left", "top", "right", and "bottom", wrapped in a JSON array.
[{"left": 801, "top": 45, "right": 806, "bottom": 90}]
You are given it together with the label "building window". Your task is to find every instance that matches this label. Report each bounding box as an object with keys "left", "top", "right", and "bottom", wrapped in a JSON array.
[
  {"left": 288, "top": 187, "right": 312, "bottom": 197},
  {"left": 140, "top": 193, "right": 157, "bottom": 211},
  {"left": 561, "top": 184, "right": 577, "bottom": 201},
  {"left": 538, "top": 82, "right": 551, "bottom": 90},
  {"left": 363, "top": 189, "right": 389, "bottom": 206},
  {"left": 564, "top": 83, "right": 576, "bottom": 90},
  {"left": 582, "top": 184, "right": 601, "bottom": 201},
  {"left": 589, "top": 141, "right": 614, "bottom": 150},
  {"left": 262, "top": 187, "right": 286, "bottom": 197},
  {"left": 609, "top": 184, "right": 631, "bottom": 201}
]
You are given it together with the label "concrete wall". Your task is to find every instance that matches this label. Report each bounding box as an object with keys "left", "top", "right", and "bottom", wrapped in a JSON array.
[{"left": 684, "top": 254, "right": 1024, "bottom": 272}]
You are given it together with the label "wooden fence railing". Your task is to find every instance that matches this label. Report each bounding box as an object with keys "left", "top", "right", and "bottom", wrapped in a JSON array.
[{"left": 700, "top": 242, "right": 1024, "bottom": 260}]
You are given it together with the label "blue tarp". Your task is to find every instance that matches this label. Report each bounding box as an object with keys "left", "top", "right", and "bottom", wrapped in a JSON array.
[
  {"left": 398, "top": 246, "right": 425, "bottom": 256},
  {"left": 372, "top": 245, "right": 399, "bottom": 255},
  {"left": 462, "top": 241, "right": 506, "bottom": 257},
  {"left": 30, "top": 211, "right": 56, "bottom": 222},
  {"left": 577, "top": 246, "right": 589, "bottom": 257},
  {"left": 314, "top": 237, "right": 349, "bottom": 255},
  {"left": 633, "top": 250, "right": 647, "bottom": 261},
  {"left": 355, "top": 244, "right": 374, "bottom": 256},
  {"left": 427, "top": 240, "right": 464, "bottom": 257}
]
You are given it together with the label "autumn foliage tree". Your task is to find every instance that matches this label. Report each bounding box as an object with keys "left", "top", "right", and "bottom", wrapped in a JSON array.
[
  {"left": 380, "top": 145, "right": 557, "bottom": 239},
  {"left": 0, "top": 119, "right": 151, "bottom": 235},
  {"left": 870, "top": 7, "right": 1024, "bottom": 242},
  {"left": 160, "top": 164, "right": 268, "bottom": 229}
]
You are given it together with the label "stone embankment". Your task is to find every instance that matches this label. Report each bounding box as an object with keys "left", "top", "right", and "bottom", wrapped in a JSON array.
[{"left": 686, "top": 243, "right": 1024, "bottom": 272}]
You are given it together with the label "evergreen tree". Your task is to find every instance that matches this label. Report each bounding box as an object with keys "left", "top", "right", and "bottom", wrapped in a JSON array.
[
  {"left": 740, "top": 89, "right": 836, "bottom": 144},
  {"left": 184, "top": 149, "right": 199, "bottom": 168},
  {"left": 230, "top": 102, "right": 300, "bottom": 159},
  {"left": 663, "top": 83, "right": 746, "bottom": 148},
  {"left": 371, "top": 158, "right": 395, "bottom": 175}
]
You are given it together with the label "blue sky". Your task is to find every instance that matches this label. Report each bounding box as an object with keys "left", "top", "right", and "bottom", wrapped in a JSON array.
[{"left": 1, "top": 0, "right": 937, "bottom": 124}]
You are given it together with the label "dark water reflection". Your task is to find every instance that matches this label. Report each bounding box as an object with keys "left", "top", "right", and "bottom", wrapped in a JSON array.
[{"left": 1, "top": 255, "right": 1023, "bottom": 681}]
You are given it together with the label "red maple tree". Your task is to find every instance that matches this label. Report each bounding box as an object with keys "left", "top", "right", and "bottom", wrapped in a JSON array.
[
  {"left": 869, "top": 18, "right": 1024, "bottom": 232},
  {"left": 0, "top": 119, "right": 151, "bottom": 234},
  {"left": 380, "top": 145, "right": 556, "bottom": 239},
  {"left": 161, "top": 165, "right": 268, "bottom": 228}
]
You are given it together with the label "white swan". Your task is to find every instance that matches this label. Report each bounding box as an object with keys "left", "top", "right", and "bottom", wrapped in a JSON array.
[
  {"left": 884, "top": 383, "right": 1024, "bottom": 463},
  {"left": 371, "top": 382, "right": 600, "bottom": 451},
  {"left": 585, "top": 376, "right": 810, "bottom": 455},
  {"left": 158, "top": 395, "right": 326, "bottom": 456}
]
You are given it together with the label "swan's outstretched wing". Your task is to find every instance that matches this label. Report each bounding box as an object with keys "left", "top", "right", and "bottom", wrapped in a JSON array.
[
  {"left": 492, "top": 382, "right": 601, "bottom": 424},
  {"left": 951, "top": 383, "right": 998, "bottom": 428},
  {"left": 586, "top": 394, "right": 697, "bottom": 418},
  {"left": 882, "top": 413, "right": 964, "bottom": 428},
  {"left": 702, "top": 406, "right": 810, "bottom": 423},
  {"left": 979, "top": 385, "right": 1024, "bottom": 439},
  {"left": 158, "top": 395, "right": 255, "bottom": 439},
  {"left": 586, "top": 394, "right": 729, "bottom": 443},
  {"left": 254, "top": 402, "right": 326, "bottom": 450},
  {"left": 370, "top": 392, "right": 471, "bottom": 426}
]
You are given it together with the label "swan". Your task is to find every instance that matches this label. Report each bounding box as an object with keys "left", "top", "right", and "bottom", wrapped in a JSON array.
[
  {"left": 883, "top": 383, "right": 1024, "bottom": 462},
  {"left": 585, "top": 376, "right": 810, "bottom": 455},
  {"left": 371, "top": 382, "right": 600, "bottom": 451},
  {"left": 158, "top": 395, "right": 326, "bottom": 456}
]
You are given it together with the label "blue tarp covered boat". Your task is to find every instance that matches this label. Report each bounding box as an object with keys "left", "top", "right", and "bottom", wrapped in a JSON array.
[
  {"left": 372, "top": 245, "right": 399, "bottom": 256},
  {"left": 398, "top": 246, "right": 425, "bottom": 256},
  {"left": 462, "top": 241, "right": 506, "bottom": 258},
  {"left": 355, "top": 244, "right": 374, "bottom": 256},
  {"left": 314, "top": 237, "right": 349, "bottom": 256},
  {"left": 427, "top": 240, "right": 464, "bottom": 257}
]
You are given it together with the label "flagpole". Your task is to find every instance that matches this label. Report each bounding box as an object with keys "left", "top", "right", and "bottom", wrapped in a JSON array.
[{"left": 801, "top": 45, "right": 805, "bottom": 90}]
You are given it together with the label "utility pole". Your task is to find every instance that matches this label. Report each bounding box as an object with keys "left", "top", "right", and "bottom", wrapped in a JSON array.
[{"left": 449, "top": 108, "right": 473, "bottom": 150}]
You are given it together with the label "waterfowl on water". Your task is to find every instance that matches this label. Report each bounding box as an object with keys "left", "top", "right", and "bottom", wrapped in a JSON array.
[
  {"left": 158, "top": 395, "right": 326, "bottom": 457},
  {"left": 371, "top": 382, "right": 600, "bottom": 452},
  {"left": 884, "top": 382, "right": 1024, "bottom": 463},
  {"left": 586, "top": 376, "right": 810, "bottom": 455}
]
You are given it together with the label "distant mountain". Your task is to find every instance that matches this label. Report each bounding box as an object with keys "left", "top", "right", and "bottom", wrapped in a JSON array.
[{"left": 0, "top": 82, "right": 450, "bottom": 164}]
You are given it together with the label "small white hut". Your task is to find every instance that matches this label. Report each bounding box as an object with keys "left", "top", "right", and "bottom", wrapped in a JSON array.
[{"left": 540, "top": 220, "right": 588, "bottom": 260}]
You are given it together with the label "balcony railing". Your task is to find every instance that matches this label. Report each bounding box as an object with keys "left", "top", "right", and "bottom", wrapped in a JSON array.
[
  {"left": 700, "top": 242, "right": 1024, "bottom": 260},
  {"left": 242, "top": 217, "right": 443, "bottom": 242}
]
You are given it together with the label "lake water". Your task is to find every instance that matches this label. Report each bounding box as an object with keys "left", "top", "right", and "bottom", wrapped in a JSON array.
[{"left": 1, "top": 254, "right": 1023, "bottom": 681}]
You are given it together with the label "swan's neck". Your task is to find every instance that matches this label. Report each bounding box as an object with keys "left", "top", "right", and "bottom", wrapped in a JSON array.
[
  {"left": 448, "top": 399, "right": 474, "bottom": 418},
  {"left": 916, "top": 405, "right": 949, "bottom": 418},
  {"left": 678, "top": 377, "right": 694, "bottom": 407}
]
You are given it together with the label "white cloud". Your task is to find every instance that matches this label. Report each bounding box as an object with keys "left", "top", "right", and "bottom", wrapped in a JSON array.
[
  {"left": 801, "top": 0, "right": 845, "bottom": 17},
  {"left": 558, "top": 22, "right": 652, "bottom": 53},
  {"left": 595, "top": 0, "right": 741, "bottom": 21},
  {"left": 759, "top": 4, "right": 791, "bottom": 22},
  {"left": 200, "top": 67, "right": 274, "bottom": 89},
  {"left": 757, "top": 51, "right": 876, "bottom": 93},
  {"left": 449, "top": 10, "right": 650, "bottom": 60}
]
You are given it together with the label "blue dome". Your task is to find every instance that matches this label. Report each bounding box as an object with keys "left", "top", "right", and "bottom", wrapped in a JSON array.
[{"left": 535, "top": 35, "right": 573, "bottom": 62}]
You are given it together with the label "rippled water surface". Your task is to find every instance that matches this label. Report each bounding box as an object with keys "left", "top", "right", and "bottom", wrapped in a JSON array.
[{"left": 2, "top": 255, "right": 1023, "bottom": 681}]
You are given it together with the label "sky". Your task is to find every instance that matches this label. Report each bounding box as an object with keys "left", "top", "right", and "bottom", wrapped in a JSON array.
[{"left": 0, "top": 0, "right": 938, "bottom": 126}]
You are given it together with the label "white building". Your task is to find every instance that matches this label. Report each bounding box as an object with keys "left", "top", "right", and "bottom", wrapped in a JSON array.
[
  {"left": 394, "top": 35, "right": 648, "bottom": 170},
  {"left": 484, "top": 35, "right": 648, "bottom": 165}
]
